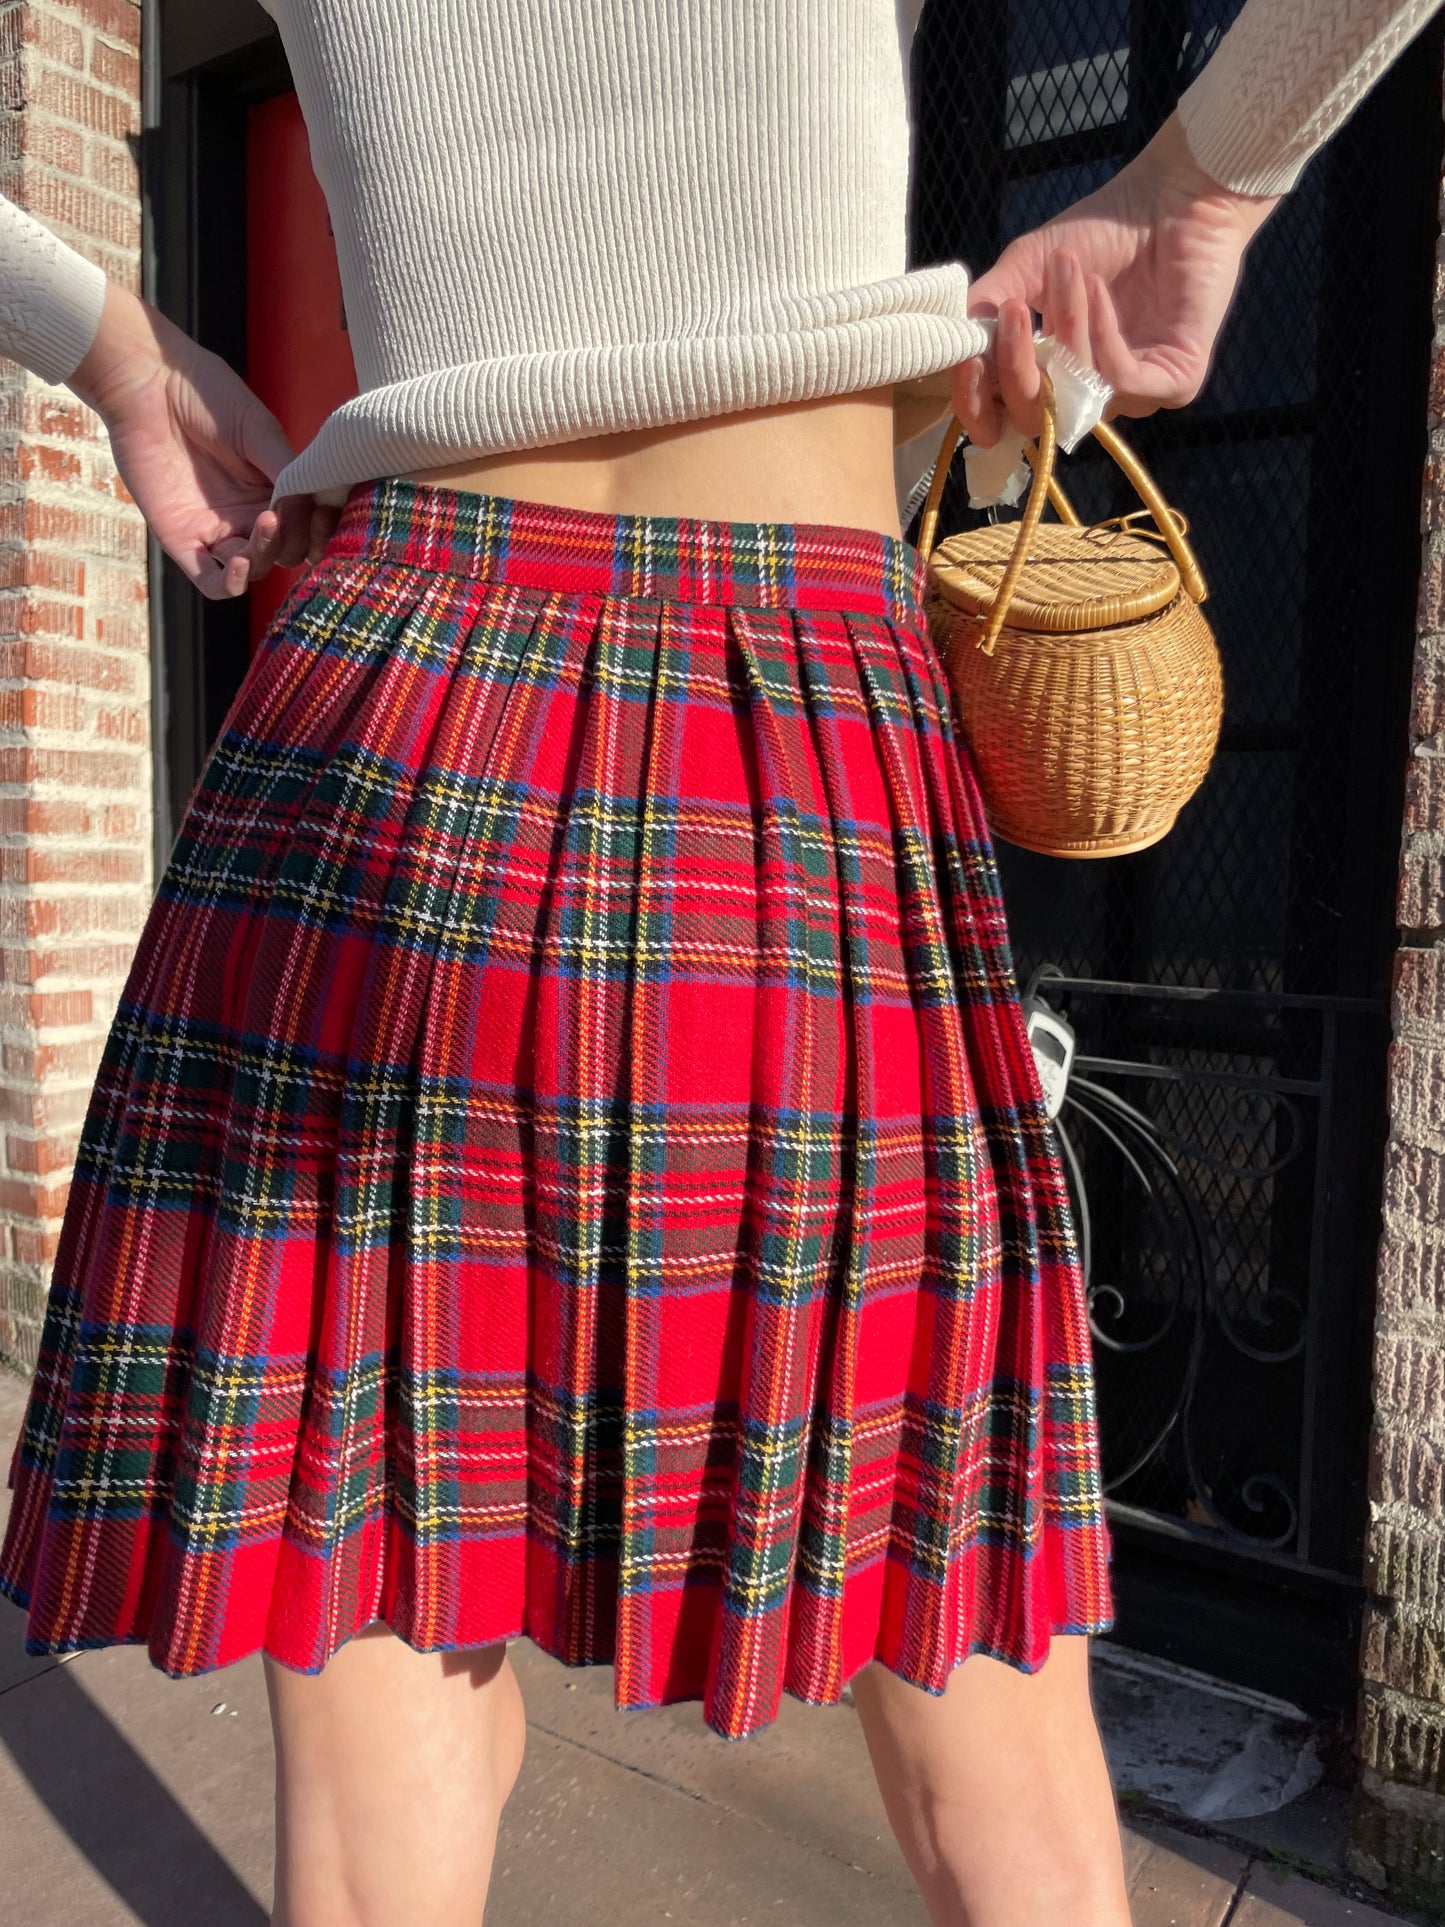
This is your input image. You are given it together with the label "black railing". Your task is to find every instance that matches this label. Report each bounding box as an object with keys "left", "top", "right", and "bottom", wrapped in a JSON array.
[{"left": 1030, "top": 974, "right": 1384, "bottom": 1576}]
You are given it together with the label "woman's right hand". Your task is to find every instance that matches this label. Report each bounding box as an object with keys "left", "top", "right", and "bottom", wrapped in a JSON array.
[
  {"left": 955, "top": 111, "right": 1281, "bottom": 447},
  {"left": 69, "top": 282, "right": 338, "bottom": 600}
]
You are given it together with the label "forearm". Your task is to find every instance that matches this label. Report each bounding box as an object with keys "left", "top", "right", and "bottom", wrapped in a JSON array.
[{"left": 1178, "top": 0, "right": 1443, "bottom": 196}]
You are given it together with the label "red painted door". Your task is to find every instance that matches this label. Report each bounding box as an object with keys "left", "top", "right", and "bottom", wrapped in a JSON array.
[{"left": 245, "top": 90, "right": 358, "bottom": 651}]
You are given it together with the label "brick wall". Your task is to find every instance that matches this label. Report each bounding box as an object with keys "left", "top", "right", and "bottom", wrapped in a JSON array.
[
  {"left": 1351, "top": 145, "right": 1445, "bottom": 1913},
  {"left": 0, "top": 0, "right": 148, "bottom": 1371}
]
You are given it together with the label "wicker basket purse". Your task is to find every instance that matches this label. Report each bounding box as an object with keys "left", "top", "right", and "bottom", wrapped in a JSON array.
[{"left": 918, "top": 375, "right": 1223, "bottom": 858}]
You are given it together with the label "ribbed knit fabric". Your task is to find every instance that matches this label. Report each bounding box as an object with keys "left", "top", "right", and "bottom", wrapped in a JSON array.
[
  {"left": 260, "top": 0, "right": 983, "bottom": 502},
  {"left": 0, "top": 0, "right": 1440, "bottom": 497},
  {"left": 1177, "top": 0, "right": 1442, "bottom": 196},
  {"left": 0, "top": 195, "right": 106, "bottom": 388}
]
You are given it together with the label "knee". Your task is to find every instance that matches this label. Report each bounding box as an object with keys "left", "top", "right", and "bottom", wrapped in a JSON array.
[
  {"left": 491, "top": 1648, "right": 527, "bottom": 1808},
  {"left": 435, "top": 1636, "right": 526, "bottom": 1809}
]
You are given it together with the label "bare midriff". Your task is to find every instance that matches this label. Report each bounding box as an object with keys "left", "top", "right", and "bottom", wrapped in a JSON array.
[{"left": 402, "top": 386, "right": 908, "bottom": 540}]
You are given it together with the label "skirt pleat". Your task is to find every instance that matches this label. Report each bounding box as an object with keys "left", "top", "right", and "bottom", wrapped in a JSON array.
[{"left": 1, "top": 480, "right": 1111, "bottom": 1739}]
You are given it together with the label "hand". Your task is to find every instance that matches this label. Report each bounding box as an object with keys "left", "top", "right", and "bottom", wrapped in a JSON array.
[
  {"left": 954, "top": 111, "right": 1281, "bottom": 447},
  {"left": 70, "top": 283, "right": 339, "bottom": 599}
]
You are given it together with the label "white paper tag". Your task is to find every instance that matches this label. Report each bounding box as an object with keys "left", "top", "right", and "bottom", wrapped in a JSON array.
[
  {"left": 1046, "top": 339, "right": 1112, "bottom": 452},
  {"left": 964, "top": 437, "right": 1032, "bottom": 511},
  {"left": 961, "top": 324, "right": 1113, "bottom": 510}
]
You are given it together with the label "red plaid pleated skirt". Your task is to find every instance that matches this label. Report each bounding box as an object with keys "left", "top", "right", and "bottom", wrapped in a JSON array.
[{"left": 0, "top": 479, "right": 1111, "bottom": 1739}]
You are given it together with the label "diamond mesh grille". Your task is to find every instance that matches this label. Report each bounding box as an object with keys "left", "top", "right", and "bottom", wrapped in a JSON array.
[{"left": 910, "top": 0, "right": 1440, "bottom": 1573}]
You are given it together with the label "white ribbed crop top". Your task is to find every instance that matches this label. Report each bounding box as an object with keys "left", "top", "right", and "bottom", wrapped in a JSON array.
[{"left": 0, "top": 0, "right": 1440, "bottom": 504}]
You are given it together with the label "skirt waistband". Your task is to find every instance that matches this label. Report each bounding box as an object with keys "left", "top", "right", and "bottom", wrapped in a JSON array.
[{"left": 328, "top": 477, "right": 929, "bottom": 624}]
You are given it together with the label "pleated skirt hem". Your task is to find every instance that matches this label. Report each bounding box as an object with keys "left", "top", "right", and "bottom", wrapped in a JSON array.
[
  {"left": 0, "top": 478, "right": 1113, "bottom": 1742},
  {"left": 1, "top": 1526, "right": 1110, "bottom": 1741}
]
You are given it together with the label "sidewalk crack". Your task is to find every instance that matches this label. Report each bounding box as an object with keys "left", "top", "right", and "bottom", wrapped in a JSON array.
[
  {"left": 1218, "top": 1857, "right": 1255, "bottom": 1926},
  {"left": 0, "top": 1657, "right": 65, "bottom": 1700},
  {"left": 523, "top": 1715, "right": 913, "bottom": 1893}
]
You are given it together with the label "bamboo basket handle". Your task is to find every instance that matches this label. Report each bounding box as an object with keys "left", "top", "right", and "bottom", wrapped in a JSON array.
[
  {"left": 915, "top": 416, "right": 966, "bottom": 564},
  {"left": 916, "top": 374, "right": 1072, "bottom": 569},
  {"left": 915, "top": 378, "right": 1209, "bottom": 652},
  {"left": 1092, "top": 418, "right": 1208, "bottom": 605},
  {"left": 916, "top": 378, "right": 1073, "bottom": 655},
  {"left": 1029, "top": 444, "right": 1082, "bottom": 527},
  {"left": 975, "top": 376, "right": 1060, "bottom": 653}
]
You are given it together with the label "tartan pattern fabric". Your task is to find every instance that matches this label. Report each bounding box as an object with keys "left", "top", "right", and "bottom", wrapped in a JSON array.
[{"left": 0, "top": 479, "right": 1111, "bottom": 1740}]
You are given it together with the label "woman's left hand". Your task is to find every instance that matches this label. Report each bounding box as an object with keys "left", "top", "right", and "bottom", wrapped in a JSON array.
[
  {"left": 70, "top": 282, "right": 339, "bottom": 599},
  {"left": 955, "top": 110, "right": 1281, "bottom": 447}
]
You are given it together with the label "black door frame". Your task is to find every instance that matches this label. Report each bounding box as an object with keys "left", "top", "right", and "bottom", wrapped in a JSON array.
[{"left": 145, "top": 1, "right": 288, "bottom": 874}]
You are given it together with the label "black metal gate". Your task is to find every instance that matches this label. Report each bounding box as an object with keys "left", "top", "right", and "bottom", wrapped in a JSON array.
[{"left": 911, "top": 0, "right": 1445, "bottom": 1710}]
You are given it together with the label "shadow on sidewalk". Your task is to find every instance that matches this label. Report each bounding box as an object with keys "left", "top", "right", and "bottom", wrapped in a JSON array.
[{"left": 0, "top": 1628, "right": 267, "bottom": 1927}]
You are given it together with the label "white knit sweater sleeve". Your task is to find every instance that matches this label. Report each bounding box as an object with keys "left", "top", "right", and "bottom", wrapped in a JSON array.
[
  {"left": 1178, "top": 0, "right": 1444, "bottom": 196},
  {"left": 0, "top": 193, "right": 106, "bottom": 385}
]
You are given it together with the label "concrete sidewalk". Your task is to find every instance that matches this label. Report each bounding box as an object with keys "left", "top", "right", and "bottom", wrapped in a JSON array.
[{"left": 0, "top": 1372, "right": 1417, "bottom": 1926}]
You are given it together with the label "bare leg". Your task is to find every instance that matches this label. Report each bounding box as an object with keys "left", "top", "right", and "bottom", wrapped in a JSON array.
[
  {"left": 850, "top": 1634, "right": 1130, "bottom": 1927},
  {"left": 265, "top": 1626, "right": 527, "bottom": 1927}
]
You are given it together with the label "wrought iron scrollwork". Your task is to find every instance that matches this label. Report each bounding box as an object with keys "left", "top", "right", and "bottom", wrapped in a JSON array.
[{"left": 1028, "top": 967, "right": 1308, "bottom": 1554}]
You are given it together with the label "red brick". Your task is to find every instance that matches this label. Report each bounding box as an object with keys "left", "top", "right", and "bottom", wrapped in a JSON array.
[
  {"left": 1387, "top": 1042, "right": 1445, "bottom": 1147},
  {"left": 1404, "top": 754, "right": 1445, "bottom": 836},
  {"left": 27, "top": 392, "right": 94, "bottom": 442},
  {"left": 1430, "top": 348, "right": 1445, "bottom": 434},
  {"left": 28, "top": 987, "right": 92, "bottom": 1027},
  {"left": 0, "top": 1175, "right": 70, "bottom": 1219},
  {"left": 0, "top": 888, "right": 145, "bottom": 941},
  {"left": 3, "top": 497, "right": 145, "bottom": 563},
  {"left": 0, "top": 545, "right": 85, "bottom": 595},
  {"left": 57, "top": 0, "right": 141, "bottom": 50},
  {"left": 14, "top": 940, "right": 136, "bottom": 983},
  {"left": 10, "top": 1222, "right": 61, "bottom": 1265},
  {"left": 0, "top": 1085, "right": 38, "bottom": 1128},
  {"left": 0, "top": 588, "right": 85, "bottom": 639},
  {"left": 1400, "top": 846, "right": 1445, "bottom": 929},
  {"left": 93, "top": 700, "right": 146, "bottom": 745},
  {"left": 26, "top": 64, "right": 138, "bottom": 140},
  {"left": 0, "top": 797, "right": 90, "bottom": 836},
  {"left": 11, "top": 163, "right": 139, "bottom": 248},
  {"left": 0, "top": 686, "right": 84, "bottom": 733},
  {"left": 20, "top": 7, "right": 85, "bottom": 68},
  {"left": 83, "top": 238, "right": 138, "bottom": 292},
  {"left": 7, "top": 116, "right": 84, "bottom": 176},
  {"left": 0, "top": 1086, "right": 91, "bottom": 1134},
  {"left": 0, "top": 638, "right": 142, "bottom": 695},
  {"left": 6, "top": 1130, "right": 85, "bottom": 1179},
  {"left": 0, "top": 0, "right": 149, "bottom": 1362},
  {"left": 2, "top": 440, "right": 84, "bottom": 486},
  {"left": 3, "top": 1033, "right": 102, "bottom": 1084},
  {"left": 95, "top": 801, "right": 139, "bottom": 839},
  {"left": 1383, "top": 1139, "right": 1445, "bottom": 1225},
  {"left": 85, "top": 136, "right": 134, "bottom": 197},
  {"left": 1376, "top": 1231, "right": 1445, "bottom": 1324},
  {"left": 1425, "top": 457, "right": 1445, "bottom": 533},
  {"left": 0, "top": 743, "right": 141, "bottom": 788},
  {"left": 92, "top": 610, "right": 146, "bottom": 650},
  {"left": 81, "top": 559, "right": 147, "bottom": 606},
  {"left": 1370, "top": 1425, "right": 1445, "bottom": 1516},
  {"left": 89, "top": 36, "right": 136, "bottom": 93},
  {"left": 1396, "top": 946, "right": 1445, "bottom": 1025},
  {"left": 28, "top": 844, "right": 143, "bottom": 885}
]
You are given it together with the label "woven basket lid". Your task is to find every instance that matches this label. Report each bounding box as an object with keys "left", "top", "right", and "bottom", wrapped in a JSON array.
[{"left": 930, "top": 521, "right": 1181, "bottom": 635}]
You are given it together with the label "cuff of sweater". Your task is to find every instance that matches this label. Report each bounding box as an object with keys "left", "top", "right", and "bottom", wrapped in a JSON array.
[
  {"left": 20, "top": 244, "right": 108, "bottom": 386},
  {"left": 1175, "top": 76, "right": 1309, "bottom": 199}
]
